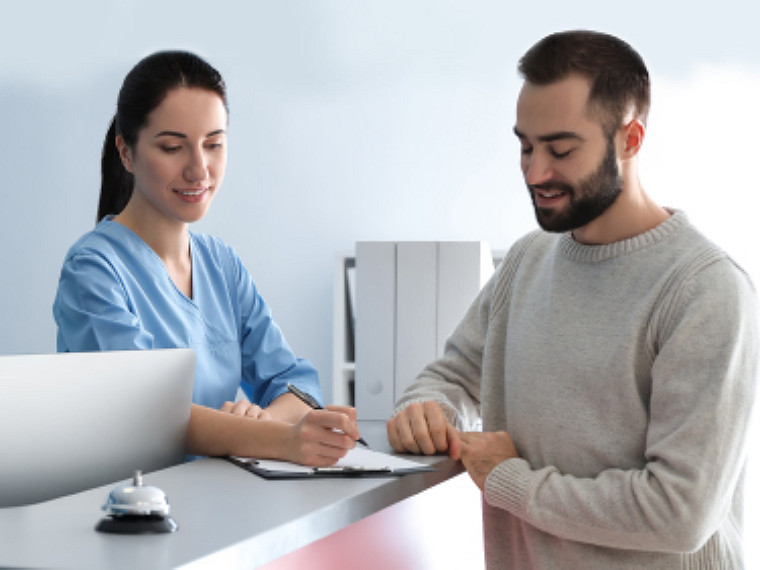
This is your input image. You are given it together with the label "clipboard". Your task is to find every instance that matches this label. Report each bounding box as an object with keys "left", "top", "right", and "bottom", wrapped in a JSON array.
[{"left": 227, "top": 447, "right": 435, "bottom": 479}]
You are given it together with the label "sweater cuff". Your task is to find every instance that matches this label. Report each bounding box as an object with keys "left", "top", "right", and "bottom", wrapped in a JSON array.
[
  {"left": 485, "top": 458, "right": 556, "bottom": 517},
  {"left": 393, "top": 398, "right": 458, "bottom": 425}
]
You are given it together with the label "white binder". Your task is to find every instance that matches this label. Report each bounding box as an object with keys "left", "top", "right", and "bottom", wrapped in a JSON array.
[
  {"left": 354, "top": 241, "right": 493, "bottom": 421},
  {"left": 436, "top": 241, "right": 494, "bottom": 356},
  {"left": 395, "top": 242, "right": 438, "bottom": 402},
  {"left": 354, "top": 242, "right": 397, "bottom": 420}
]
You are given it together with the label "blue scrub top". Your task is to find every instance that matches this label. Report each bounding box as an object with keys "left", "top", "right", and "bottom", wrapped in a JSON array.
[{"left": 53, "top": 217, "right": 322, "bottom": 410}]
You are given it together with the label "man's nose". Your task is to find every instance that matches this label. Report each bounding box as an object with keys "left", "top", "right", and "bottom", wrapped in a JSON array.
[{"left": 523, "top": 151, "right": 554, "bottom": 186}]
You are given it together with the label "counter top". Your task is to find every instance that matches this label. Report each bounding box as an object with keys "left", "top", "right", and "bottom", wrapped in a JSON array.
[{"left": 0, "top": 421, "right": 463, "bottom": 569}]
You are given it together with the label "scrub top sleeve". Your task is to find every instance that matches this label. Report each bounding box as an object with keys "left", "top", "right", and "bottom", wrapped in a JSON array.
[
  {"left": 234, "top": 257, "right": 322, "bottom": 408},
  {"left": 53, "top": 253, "right": 155, "bottom": 352}
]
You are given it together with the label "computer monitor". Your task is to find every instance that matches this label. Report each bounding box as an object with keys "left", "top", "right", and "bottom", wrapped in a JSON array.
[{"left": 0, "top": 348, "right": 195, "bottom": 507}]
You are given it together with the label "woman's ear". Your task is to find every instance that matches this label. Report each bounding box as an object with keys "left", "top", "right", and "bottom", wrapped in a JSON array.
[
  {"left": 620, "top": 119, "right": 645, "bottom": 159},
  {"left": 115, "top": 135, "right": 134, "bottom": 173}
]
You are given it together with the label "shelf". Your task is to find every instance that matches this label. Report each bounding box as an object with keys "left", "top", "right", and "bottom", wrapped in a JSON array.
[{"left": 332, "top": 245, "right": 504, "bottom": 409}]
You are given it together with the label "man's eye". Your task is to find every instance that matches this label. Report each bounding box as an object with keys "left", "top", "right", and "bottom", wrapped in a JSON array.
[
  {"left": 550, "top": 148, "right": 572, "bottom": 159},
  {"left": 520, "top": 146, "right": 533, "bottom": 156}
]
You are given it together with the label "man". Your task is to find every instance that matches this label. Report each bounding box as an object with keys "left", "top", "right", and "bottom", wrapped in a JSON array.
[{"left": 387, "top": 30, "right": 758, "bottom": 568}]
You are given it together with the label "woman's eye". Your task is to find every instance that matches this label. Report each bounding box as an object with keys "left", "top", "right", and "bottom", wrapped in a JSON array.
[
  {"left": 520, "top": 146, "right": 533, "bottom": 156},
  {"left": 161, "top": 145, "right": 182, "bottom": 154}
]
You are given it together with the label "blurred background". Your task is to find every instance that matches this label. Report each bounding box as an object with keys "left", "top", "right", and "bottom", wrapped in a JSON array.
[{"left": 2, "top": 0, "right": 758, "bottom": 561}]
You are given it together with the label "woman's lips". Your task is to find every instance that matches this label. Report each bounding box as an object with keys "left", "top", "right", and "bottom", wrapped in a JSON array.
[{"left": 174, "top": 187, "right": 209, "bottom": 202}]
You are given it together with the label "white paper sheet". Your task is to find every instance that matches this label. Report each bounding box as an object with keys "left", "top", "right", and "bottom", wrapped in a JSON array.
[{"left": 232, "top": 446, "right": 433, "bottom": 475}]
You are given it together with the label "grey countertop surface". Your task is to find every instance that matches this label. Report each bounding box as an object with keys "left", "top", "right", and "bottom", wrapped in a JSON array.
[{"left": 0, "top": 421, "right": 462, "bottom": 569}]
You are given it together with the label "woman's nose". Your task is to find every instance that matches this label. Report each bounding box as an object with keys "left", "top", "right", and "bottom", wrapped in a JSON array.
[{"left": 184, "top": 148, "right": 208, "bottom": 182}]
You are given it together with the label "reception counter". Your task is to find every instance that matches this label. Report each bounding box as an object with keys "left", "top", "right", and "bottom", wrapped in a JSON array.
[{"left": 0, "top": 421, "right": 483, "bottom": 569}]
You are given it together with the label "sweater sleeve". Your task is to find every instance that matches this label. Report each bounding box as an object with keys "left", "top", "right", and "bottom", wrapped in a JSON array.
[
  {"left": 484, "top": 256, "right": 759, "bottom": 553},
  {"left": 394, "top": 232, "right": 540, "bottom": 430},
  {"left": 392, "top": 275, "right": 493, "bottom": 429}
]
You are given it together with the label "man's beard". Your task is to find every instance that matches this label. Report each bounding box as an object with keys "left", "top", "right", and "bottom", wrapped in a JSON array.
[{"left": 528, "top": 139, "right": 622, "bottom": 233}]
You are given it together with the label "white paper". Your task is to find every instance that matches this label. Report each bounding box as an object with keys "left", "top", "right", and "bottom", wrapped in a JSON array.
[{"left": 232, "top": 447, "right": 432, "bottom": 475}]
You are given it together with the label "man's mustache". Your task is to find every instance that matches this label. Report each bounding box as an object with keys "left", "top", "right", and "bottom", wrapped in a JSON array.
[{"left": 528, "top": 181, "right": 574, "bottom": 194}]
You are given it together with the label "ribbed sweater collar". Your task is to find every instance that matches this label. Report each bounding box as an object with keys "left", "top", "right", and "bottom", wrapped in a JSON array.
[{"left": 557, "top": 209, "right": 687, "bottom": 263}]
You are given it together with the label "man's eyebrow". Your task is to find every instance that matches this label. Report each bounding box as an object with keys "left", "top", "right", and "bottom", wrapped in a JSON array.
[
  {"left": 154, "top": 129, "right": 226, "bottom": 139},
  {"left": 513, "top": 127, "right": 584, "bottom": 143}
]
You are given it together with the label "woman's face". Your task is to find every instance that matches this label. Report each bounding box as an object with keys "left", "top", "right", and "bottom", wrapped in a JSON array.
[{"left": 117, "top": 87, "right": 228, "bottom": 226}]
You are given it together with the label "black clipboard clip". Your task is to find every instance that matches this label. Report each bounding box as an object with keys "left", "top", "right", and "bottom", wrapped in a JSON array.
[
  {"left": 312, "top": 466, "right": 392, "bottom": 475},
  {"left": 224, "top": 447, "right": 434, "bottom": 480},
  {"left": 224, "top": 457, "right": 416, "bottom": 479}
]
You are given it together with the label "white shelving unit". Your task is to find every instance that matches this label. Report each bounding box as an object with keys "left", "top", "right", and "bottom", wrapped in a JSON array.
[
  {"left": 332, "top": 253, "right": 355, "bottom": 406},
  {"left": 332, "top": 247, "right": 504, "bottom": 408}
]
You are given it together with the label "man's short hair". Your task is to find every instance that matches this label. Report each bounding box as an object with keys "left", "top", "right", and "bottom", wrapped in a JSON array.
[{"left": 518, "top": 30, "right": 650, "bottom": 135}]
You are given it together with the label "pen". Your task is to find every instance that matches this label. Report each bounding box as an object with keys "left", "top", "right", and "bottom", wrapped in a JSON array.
[{"left": 287, "top": 383, "right": 369, "bottom": 447}]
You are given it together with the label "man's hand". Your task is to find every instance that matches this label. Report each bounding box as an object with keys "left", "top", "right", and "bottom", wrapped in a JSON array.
[
  {"left": 449, "top": 429, "right": 519, "bottom": 491},
  {"left": 220, "top": 400, "right": 272, "bottom": 420},
  {"left": 387, "top": 401, "right": 456, "bottom": 455}
]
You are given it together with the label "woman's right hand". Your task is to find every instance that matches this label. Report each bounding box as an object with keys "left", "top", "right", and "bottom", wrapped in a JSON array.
[{"left": 286, "top": 406, "right": 360, "bottom": 467}]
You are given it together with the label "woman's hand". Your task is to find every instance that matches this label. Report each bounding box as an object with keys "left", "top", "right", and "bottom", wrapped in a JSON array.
[
  {"left": 220, "top": 400, "right": 272, "bottom": 420},
  {"left": 187, "top": 403, "right": 364, "bottom": 464},
  {"left": 285, "top": 406, "right": 361, "bottom": 466}
]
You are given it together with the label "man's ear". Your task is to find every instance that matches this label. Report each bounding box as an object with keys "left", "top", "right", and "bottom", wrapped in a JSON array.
[
  {"left": 115, "top": 135, "right": 134, "bottom": 174},
  {"left": 620, "top": 119, "right": 645, "bottom": 159}
]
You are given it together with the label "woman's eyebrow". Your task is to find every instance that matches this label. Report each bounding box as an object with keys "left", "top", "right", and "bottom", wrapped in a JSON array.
[
  {"left": 154, "top": 130, "right": 186, "bottom": 139},
  {"left": 154, "top": 129, "right": 226, "bottom": 139}
]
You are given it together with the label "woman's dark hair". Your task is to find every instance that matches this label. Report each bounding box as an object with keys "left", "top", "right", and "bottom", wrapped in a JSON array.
[
  {"left": 518, "top": 30, "right": 650, "bottom": 136},
  {"left": 97, "top": 50, "right": 228, "bottom": 222}
]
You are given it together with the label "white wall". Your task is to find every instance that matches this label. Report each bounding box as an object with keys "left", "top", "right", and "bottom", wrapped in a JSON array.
[
  {"left": 2, "top": 0, "right": 759, "bottom": 561},
  {"left": 2, "top": 0, "right": 757, "bottom": 387}
]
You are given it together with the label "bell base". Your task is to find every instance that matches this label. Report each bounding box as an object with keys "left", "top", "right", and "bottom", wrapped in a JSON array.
[{"left": 95, "top": 514, "right": 178, "bottom": 534}]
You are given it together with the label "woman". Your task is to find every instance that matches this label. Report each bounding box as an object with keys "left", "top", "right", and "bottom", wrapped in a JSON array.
[{"left": 53, "top": 50, "right": 359, "bottom": 466}]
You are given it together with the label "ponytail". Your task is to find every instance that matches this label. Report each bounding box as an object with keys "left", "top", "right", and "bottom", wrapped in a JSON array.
[{"left": 97, "top": 117, "right": 133, "bottom": 223}]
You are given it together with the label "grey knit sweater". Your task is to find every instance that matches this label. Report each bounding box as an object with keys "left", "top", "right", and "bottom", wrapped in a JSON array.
[{"left": 396, "top": 211, "right": 758, "bottom": 569}]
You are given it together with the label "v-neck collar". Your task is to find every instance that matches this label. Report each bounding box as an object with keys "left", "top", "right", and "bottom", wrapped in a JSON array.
[{"left": 100, "top": 216, "right": 198, "bottom": 305}]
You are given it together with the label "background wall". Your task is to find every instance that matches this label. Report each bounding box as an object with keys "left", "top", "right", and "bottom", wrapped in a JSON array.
[
  {"left": 2, "top": 0, "right": 759, "bottom": 561},
  {"left": 2, "top": 0, "right": 758, "bottom": 388}
]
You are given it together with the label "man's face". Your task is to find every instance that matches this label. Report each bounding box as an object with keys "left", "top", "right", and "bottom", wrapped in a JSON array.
[{"left": 514, "top": 75, "right": 622, "bottom": 233}]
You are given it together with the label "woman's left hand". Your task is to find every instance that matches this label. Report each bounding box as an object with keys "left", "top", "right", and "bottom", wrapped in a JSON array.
[{"left": 220, "top": 400, "right": 272, "bottom": 420}]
